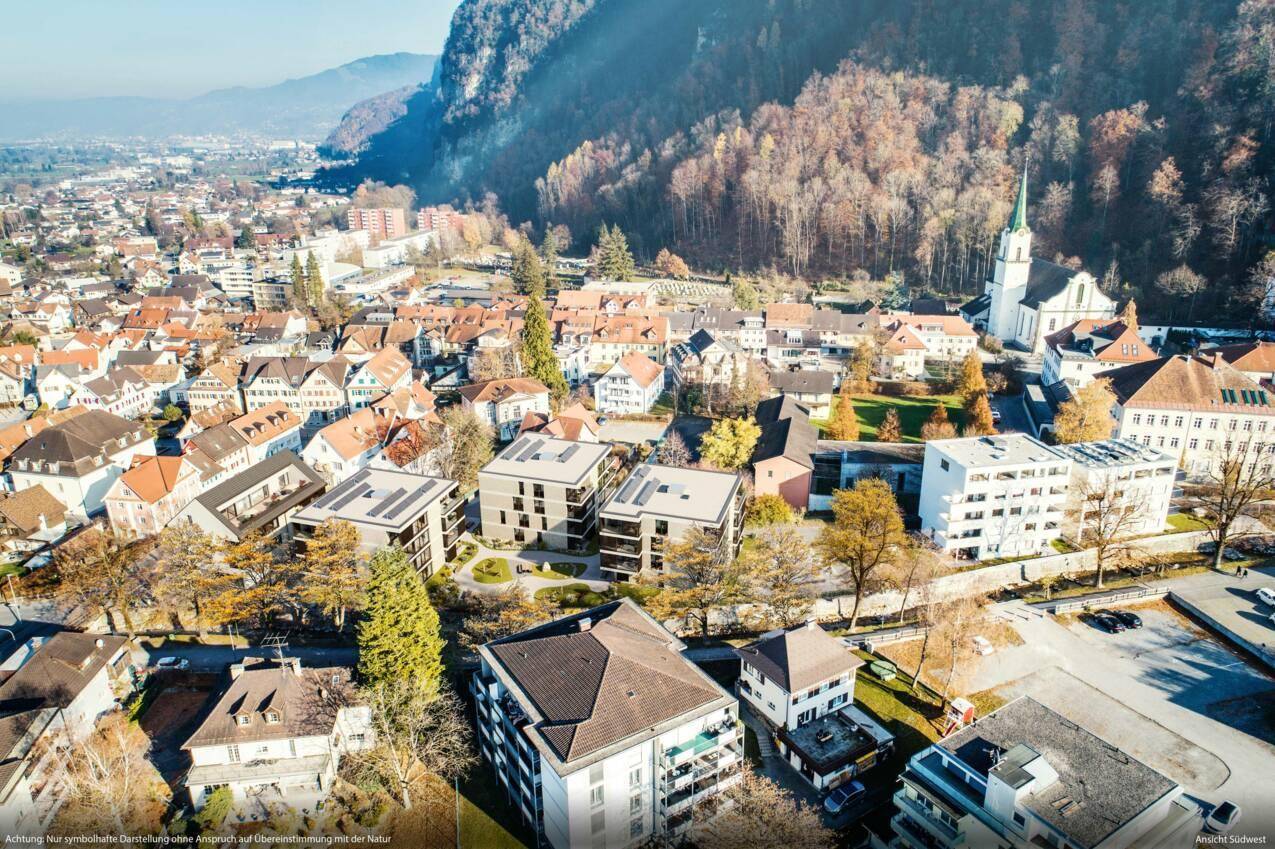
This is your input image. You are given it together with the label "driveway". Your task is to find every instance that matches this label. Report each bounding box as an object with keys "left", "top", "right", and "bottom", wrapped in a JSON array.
[
  {"left": 1170, "top": 568, "right": 1275, "bottom": 657},
  {"left": 980, "top": 601, "right": 1275, "bottom": 837},
  {"left": 990, "top": 393, "right": 1033, "bottom": 435}
]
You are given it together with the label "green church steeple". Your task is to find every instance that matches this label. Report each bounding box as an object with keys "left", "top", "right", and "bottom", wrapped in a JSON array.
[{"left": 1009, "top": 164, "right": 1029, "bottom": 232}]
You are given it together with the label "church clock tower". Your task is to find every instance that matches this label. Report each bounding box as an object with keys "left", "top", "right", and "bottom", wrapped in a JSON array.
[{"left": 986, "top": 167, "right": 1033, "bottom": 340}]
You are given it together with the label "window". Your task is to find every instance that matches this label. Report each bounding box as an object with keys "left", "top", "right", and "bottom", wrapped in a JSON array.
[
  {"left": 227, "top": 745, "right": 240, "bottom": 763},
  {"left": 630, "top": 818, "right": 645, "bottom": 839},
  {"left": 236, "top": 715, "right": 250, "bottom": 727},
  {"left": 629, "top": 768, "right": 642, "bottom": 788},
  {"left": 264, "top": 711, "right": 280, "bottom": 724},
  {"left": 590, "top": 786, "right": 605, "bottom": 807},
  {"left": 940, "top": 459, "right": 949, "bottom": 471},
  {"left": 1132, "top": 414, "right": 1141, "bottom": 425},
  {"left": 1174, "top": 416, "right": 1184, "bottom": 427},
  {"left": 1013, "top": 812, "right": 1026, "bottom": 828},
  {"left": 630, "top": 796, "right": 642, "bottom": 815},
  {"left": 590, "top": 811, "right": 605, "bottom": 833}
]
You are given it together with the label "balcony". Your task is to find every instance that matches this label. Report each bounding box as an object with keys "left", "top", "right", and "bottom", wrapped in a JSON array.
[
  {"left": 601, "top": 551, "right": 641, "bottom": 574},
  {"left": 661, "top": 723, "right": 739, "bottom": 768},
  {"left": 600, "top": 535, "right": 643, "bottom": 556},
  {"left": 601, "top": 518, "right": 641, "bottom": 538},
  {"left": 892, "top": 812, "right": 956, "bottom": 849}
]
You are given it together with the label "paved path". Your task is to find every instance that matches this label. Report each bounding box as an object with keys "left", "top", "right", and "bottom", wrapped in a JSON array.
[
  {"left": 452, "top": 534, "right": 608, "bottom": 598},
  {"left": 133, "top": 642, "right": 358, "bottom": 672},
  {"left": 597, "top": 419, "right": 669, "bottom": 446}
]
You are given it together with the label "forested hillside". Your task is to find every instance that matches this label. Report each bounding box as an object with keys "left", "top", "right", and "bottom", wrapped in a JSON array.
[{"left": 334, "top": 0, "right": 1275, "bottom": 322}]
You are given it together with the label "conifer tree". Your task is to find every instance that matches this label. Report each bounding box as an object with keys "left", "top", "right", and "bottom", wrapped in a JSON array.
[
  {"left": 596, "top": 224, "right": 635, "bottom": 281},
  {"left": 877, "top": 408, "right": 902, "bottom": 442},
  {"left": 358, "top": 545, "right": 443, "bottom": 692},
  {"left": 540, "top": 229, "right": 559, "bottom": 285},
  {"left": 827, "top": 382, "right": 860, "bottom": 440},
  {"left": 305, "top": 251, "right": 325, "bottom": 306},
  {"left": 518, "top": 259, "right": 569, "bottom": 406},
  {"left": 511, "top": 238, "right": 546, "bottom": 296},
  {"left": 920, "top": 403, "right": 957, "bottom": 441},
  {"left": 957, "top": 351, "right": 987, "bottom": 401},
  {"left": 290, "top": 254, "right": 307, "bottom": 306}
]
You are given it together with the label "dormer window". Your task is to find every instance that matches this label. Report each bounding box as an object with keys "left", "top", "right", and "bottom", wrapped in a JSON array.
[
  {"left": 235, "top": 714, "right": 251, "bottom": 726},
  {"left": 264, "top": 710, "right": 280, "bottom": 724}
]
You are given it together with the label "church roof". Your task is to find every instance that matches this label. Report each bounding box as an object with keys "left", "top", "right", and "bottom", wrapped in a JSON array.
[
  {"left": 1010, "top": 166, "right": 1029, "bottom": 232},
  {"left": 1019, "top": 260, "right": 1081, "bottom": 309}
]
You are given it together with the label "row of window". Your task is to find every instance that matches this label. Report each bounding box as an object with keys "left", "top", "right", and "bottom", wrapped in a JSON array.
[{"left": 1130, "top": 412, "right": 1272, "bottom": 431}]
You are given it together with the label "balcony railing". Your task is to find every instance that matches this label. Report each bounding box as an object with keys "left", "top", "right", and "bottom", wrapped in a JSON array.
[
  {"left": 600, "top": 535, "right": 642, "bottom": 556},
  {"left": 601, "top": 519, "right": 641, "bottom": 538},
  {"left": 601, "top": 551, "right": 641, "bottom": 573}
]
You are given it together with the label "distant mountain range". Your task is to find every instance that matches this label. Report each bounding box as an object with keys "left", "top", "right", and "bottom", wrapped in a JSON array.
[{"left": 0, "top": 53, "right": 438, "bottom": 142}]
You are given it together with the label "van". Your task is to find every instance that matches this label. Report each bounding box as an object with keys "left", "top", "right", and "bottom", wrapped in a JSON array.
[{"left": 1256, "top": 587, "right": 1275, "bottom": 607}]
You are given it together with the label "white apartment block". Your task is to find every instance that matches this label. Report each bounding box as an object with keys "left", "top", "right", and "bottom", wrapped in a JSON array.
[
  {"left": 887, "top": 697, "right": 1201, "bottom": 849},
  {"left": 478, "top": 434, "right": 619, "bottom": 551},
  {"left": 1106, "top": 353, "right": 1275, "bottom": 479},
  {"left": 472, "top": 600, "right": 742, "bottom": 849},
  {"left": 919, "top": 435, "right": 1071, "bottom": 562},
  {"left": 1051, "top": 440, "right": 1175, "bottom": 541},
  {"left": 598, "top": 463, "right": 745, "bottom": 582}
]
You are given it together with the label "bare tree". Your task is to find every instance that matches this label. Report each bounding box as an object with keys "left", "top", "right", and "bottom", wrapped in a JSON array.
[
  {"left": 692, "top": 766, "right": 835, "bottom": 849},
  {"left": 1182, "top": 439, "right": 1275, "bottom": 570},
  {"left": 1068, "top": 472, "right": 1152, "bottom": 589},
  {"left": 353, "top": 680, "right": 475, "bottom": 811},
  {"left": 887, "top": 540, "right": 944, "bottom": 624},
  {"left": 53, "top": 527, "right": 150, "bottom": 637},
  {"left": 744, "top": 524, "right": 822, "bottom": 628}
]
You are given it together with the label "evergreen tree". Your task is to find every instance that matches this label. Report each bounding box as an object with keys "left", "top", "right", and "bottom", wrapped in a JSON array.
[
  {"left": 358, "top": 545, "right": 443, "bottom": 691},
  {"left": 237, "top": 224, "right": 255, "bottom": 250},
  {"left": 920, "top": 403, "right": 957, "bottom": 441},
  {"left": 596, "top": 224, "right": 635, "bottom": 281},
  {"left": 511, "top": 239, "right": 546, "bottom": 296},
  {"left": 305, "top": 251, "right": 325, "bottom": 306},
  {"left": 731, "top": 273, "right": 760, "bottom": 310},
  {"left": 827, "top": 382, "right": 860, "bottom": 440},
  {"left": 540, "top": 230, "right": 559, "bottom": 285},
  {"left": 290, "top": 255, "right": 307, "bottom": 306},
  {"left": 877, "top": 408, "right": 902, "bottom": 442},
  {"left": 519, "top": 264, "right": 569, "bottom": 406}
]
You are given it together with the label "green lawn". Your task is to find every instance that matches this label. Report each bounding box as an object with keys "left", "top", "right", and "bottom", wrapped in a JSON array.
[
  {"left": 530, "top": 562, "right": 586, "bottom": 580},
  {"left": 472, "top": 558, "right": 512, "bottom": 584},
  {"left": 1166, "top": 512, "right": 1208, "bottom": 532},
  {"left": 818, "top": 394, "right": 964, "bottom": 442},
  {"left": 534, "top": 582, "right": 608, "bottom": 607}
]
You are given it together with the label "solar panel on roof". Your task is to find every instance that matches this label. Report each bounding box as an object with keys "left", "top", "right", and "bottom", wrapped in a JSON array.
[
  {"left": 367, "top": 487, "right": 408, "bottom": 517},
  {"left": 328, "top": 482, "right": 373, "bottom": 512},
  {"left": 616, "top": 475, "right": 642, "bottom": 503},
  {"left": 560, "top": 444, "right": 580, "bottom": 463},
  {"left": 311, "top": 469, "right": 371, "bottom": 509},
  {"left": 516, "top": 440, "right": 541, "bottom": 462},
  {"left": 634, "top": 479, "right": 660, "bottom": 506},
  {"left": 384, "top": 481, "right": 438, "bottom": 521}
]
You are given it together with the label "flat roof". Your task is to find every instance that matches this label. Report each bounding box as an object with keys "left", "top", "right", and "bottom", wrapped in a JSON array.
[
  {"left": 1049, "top": 438, "right": 1174, "bottom": 469},
  {"left": 480, "top": 433, "right": 611, "bottom": 486},
  {"left": 929, "top": 434, "right": 1067, "bottom": 468},
  {"left": 779, "top": 706, "right": 891, "bottom": 775},
  {"left": 293, "top": 467, "right": 455, "bottom": 531},
  {"left": 599, "top": 463, "right": 741, "bottom": 525}
]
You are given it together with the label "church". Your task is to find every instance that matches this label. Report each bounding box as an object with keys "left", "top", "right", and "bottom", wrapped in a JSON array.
[{"left": 961, "top": 170, "right": 1115, "bottom": 354}]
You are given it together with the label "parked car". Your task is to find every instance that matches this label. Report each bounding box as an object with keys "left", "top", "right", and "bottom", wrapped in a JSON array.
[
  {"left": 1256, "top": 587, "right": 1275, "bottom": 607},
  {"left": 991, "top": 409, "right": 1003, "bottom": 424},
  {"left": 153, "top": 657, "right": 190, "bottom": 671},
  {"left": 1205, "top": 801, "right": 1241, "bottom": 834},
  {"left": 1107, "top": 609, "right": 1143, "bottom": 629},
  {"left": 1088, "top": 611, "right": 1126, "bottom": 633},
  {"left": 824, "top": 780, "right": 867, "bottom": 815}
]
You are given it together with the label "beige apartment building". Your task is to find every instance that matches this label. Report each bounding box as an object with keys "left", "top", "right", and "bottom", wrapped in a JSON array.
[
  {"left": 478, "top": 434, "right": 620, "bottom": 551},
  {"left": 598, "top": 463, "right": 745, "bottom": 581}
]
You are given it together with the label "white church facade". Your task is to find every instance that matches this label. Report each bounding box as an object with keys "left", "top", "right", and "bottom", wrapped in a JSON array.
[{"left": 962, "top": 170, "right": 1116, "bottom": 354}]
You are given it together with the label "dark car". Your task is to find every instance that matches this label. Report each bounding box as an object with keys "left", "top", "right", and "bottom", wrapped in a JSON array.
[
  {"left": 1107, "top": 609, "right": 1143, "bottom": 629},
  {"left": 824, "top": 780, "right": 867, "bottom": 815},
  {"left": 1089, "top": 611, "right": 1126, "bottom": 633}
]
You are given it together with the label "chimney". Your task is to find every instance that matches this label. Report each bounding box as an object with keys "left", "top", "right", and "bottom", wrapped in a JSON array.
[
  {"left": 229, "top": 662, "right": 245, "bottom": 680},
  {"left": 578, "top": 617, "right": 592, "bottom": 633},
  {"left": 287, "top": 657, "right": 302, "bottom": 675},
  {"left": 38, "top": 513, "right": 47, "bottom": 532}
]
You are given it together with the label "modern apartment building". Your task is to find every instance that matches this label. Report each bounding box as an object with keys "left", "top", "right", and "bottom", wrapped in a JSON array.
[
  {"left": 1051, "top": 439, "right": 1175, "bottom": 540},
  {"left": 291, "top": 467, "right": 465, "bottom": 577},
  {"left": 737, "top": 621, "right": 894, "bottom": 791},
  {"left": 346, "top": 207, "right": 408, "bottom": 239},
  {"left": 598, "top": 463, "right": 745, "bottom": 582},
  {"left": 471, "top": 600, "right": 742, "bottom": 849},
  {"left": 478, "top": 434, "right": 618, "bottom": 551},
  {"left": 885, "top": 697, "right": 1202, "bottom": 849},
  {"left": 919, "top": 435, "right": 1071, "bottom": 562},
  {"left": 173, "top": 450, "right": 325, "bottom": 543}
]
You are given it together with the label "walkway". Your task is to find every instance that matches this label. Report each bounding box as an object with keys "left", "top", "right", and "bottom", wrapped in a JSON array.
[{"left": 451, "top": 534, "right": 608, "bottom": 598}]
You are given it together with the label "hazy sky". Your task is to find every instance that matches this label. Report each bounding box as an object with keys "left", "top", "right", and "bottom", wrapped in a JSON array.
[{"left": 0, "top": 0, "right": 462, "bottom": 100}]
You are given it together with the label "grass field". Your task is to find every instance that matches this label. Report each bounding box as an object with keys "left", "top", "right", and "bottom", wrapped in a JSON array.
[
  {"left": 530, "top": 562, "right": 587, "bottom": 579},
  {"left": 815, "top": 394, "right": 964, "bottom": 442},
  {"left": 1165, "top": 512, "right": 1208, "bottom": 532},
  {"left": 472, "top": 558, "right": 512, "bottom": 584}
]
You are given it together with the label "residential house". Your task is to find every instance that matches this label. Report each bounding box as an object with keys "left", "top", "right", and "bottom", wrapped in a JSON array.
[
  {"left": 809, "top": 442, "right": 925, "bottom": 512},
  {"left": 301, "top": 407, "right": 383, "bottom": 485},
  {"left": 291, "top": 468, "right": 465, "bottom": 577},
  {"left": 598, "top": 463, "right": 744, "bottom": 582},
  {"left": 187, "top": 361, "right": 244, "bottom": 413},
  {"left": 472, "top": 600, "right": 741, "bottom": 848},
  {"left": 181, "top": 657, "right": 372, "bottom": 812},
  {"left": 104, "top": 454, "right": 219, "bottom": 537},
  {"left": 1052, "top": 440, "right": 1176, "bottom": 541},
  {"left": 1204, "top": 340, "right": 1275, "bottom": 385},
  {"left": 594, "top": 353, "right": 665, "bottom": 415},
  {"left": 78, "top": 367, "right": 150, "bottom": 419},
  {"left": 750, "top": 395, "right": 818, "bottom": 511},
  {"left": 518, "top": 402, "right": 601, "bottom": 443},
  {"left": 227, "top": 402, "right": 303, "bottom": 464},
  {"left": 173, "top": 450, "right": 325, "bottom": 543},
  {"left": 460, "top": 377, "right": 551, "bottom": 442},
  {"left": 589, "top": 315, "right": 669, "bottom": 367},
  {"left": 345, "top": 347, "right": 412, "bottom": 409},
  {"left": 736, "top": 622, "right": 893, "bottom": 790},
  {"left": 0, "top": 486, "right": 67, "bottom": 554},
  {"left": 8, "top": 409, "right": 154, "bottom": 519},
  {"left": 768, "top": 370, "right": 836, "bottom": 419},
  {"left": 668, "top": 329, "right": 747, "bottom": 389},
  {"left": 1042, "top": 319, "right": 1155, "bottom": 390},
  {"left": 185, "top": 423, "right": 252, "bottom": 481}
]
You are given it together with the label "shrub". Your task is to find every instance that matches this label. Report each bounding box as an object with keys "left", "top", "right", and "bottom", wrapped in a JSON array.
[
  {"left": 194, "top": 786, "right": 233, "bottom": 832},
  {"left": 746, "top": 493, "right": 795, "bottom": 527},
  {"left": 877, "top": 380, "right": 931, "bottom": 397}
]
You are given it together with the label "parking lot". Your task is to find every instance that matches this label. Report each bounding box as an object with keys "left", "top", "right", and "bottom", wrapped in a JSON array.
[
  {"left": 1171, "top": 569, "right": 1275, "bottom": 656},
  {"left": 979, "top": 600, "right": 1275, "bottom": 838}
]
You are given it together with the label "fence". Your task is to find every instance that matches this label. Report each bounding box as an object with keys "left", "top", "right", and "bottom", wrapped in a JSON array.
[
  {"left": 1047, "top": 585, "right": 1168, "bottom": 615},
  {"left": 856, "top": 624, "right": 929, "bottom": 651}
]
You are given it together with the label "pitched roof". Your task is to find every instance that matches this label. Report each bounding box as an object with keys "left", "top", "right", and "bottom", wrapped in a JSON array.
[
  {"left": 1104, "top": 353, "right": 1275, "bottom": 413},
  {"left": 485, "top": 600, "right": 730, "bottom": 766},
  {"left": 769, "top": 370, "right": 835, "bottom": 396},
  {"left": 1044, "top": 319, "right": 1152, "bottom": 364},
  {"left": 112, "top": 455, "right": 194, "bottom": 504},
  {"left": 1020, "top": 259, "right": 1081, "bottom": 309},
  {"left": 1207, "top": 340, "right": 1275, "bottom": 375},
  {"left": 228, "top": 401, "right": 300, "bottom": 447},
  {"left": 611, "top": 352, "right": 663, "bottom": 388},
  {"left": 183, "top": 659, "right": 354, "bottom": 749},
  {"left": 9, "top": 409, "right": 149, "bottom": 477},
  {"left": 0, "top": 485, "right": 66, "bottom": 533},
  {"left": 751, "top": 395, "right": 816, "bottom": 469},
  {"left": 765, "top": 303, "right": 814, "bottom": 328},
  {"left": 520, "top": 402, "right": 601, "bottom": 442},
  {"left": 0, "top": 632, "right": 128, "bottom": 712},
  {"left": 736, "top": 621, "right": 864, "bottom": 693},
  {"left": 459, "top": 377, "right": 550, "bottom": 404},
  {"left": 313, "top": 407, "right": 381, "bottom": 461}
]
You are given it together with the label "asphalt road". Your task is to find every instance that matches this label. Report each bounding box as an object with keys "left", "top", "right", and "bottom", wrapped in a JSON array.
[
  {"left": 990, "top": 392, "right": 1033, "bottom": 435},
  {"left": 133, "top": 642, "right": 357, "bottom": 672}
]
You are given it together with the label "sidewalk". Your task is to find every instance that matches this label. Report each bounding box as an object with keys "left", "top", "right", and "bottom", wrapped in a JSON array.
[{"left": 451, "top": 534, "right": 608, "bottom": 598}]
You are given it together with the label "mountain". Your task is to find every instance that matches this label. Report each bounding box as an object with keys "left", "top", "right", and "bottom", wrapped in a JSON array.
[
  {"left": 320, "top": 60, "right": 445, "bottom": 158},
  {"left": 333, "top": 1, "right": 1274, "bottom": 325},
  {"left": 0, "top": 53, "right": 438, "bottom": 142}
]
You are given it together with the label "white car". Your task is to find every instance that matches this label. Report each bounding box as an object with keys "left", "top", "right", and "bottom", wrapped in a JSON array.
[
  {"left": 1256, "top": 587, "right": 1275, "bottom": 607},
  {"left": 153, "top": 656, "right": 190, "bottom": 671},
  {"left": 991, "top": 409, "right": 1003, "bottom": 424},
  {"left": 1205, "top": 801, "right": 1241, "bottom": 834}
]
